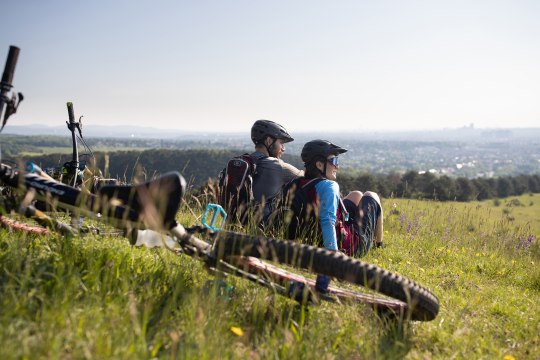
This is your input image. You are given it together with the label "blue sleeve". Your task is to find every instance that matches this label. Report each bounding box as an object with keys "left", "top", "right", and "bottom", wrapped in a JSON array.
[{"left": 315, "top": 180, "right": 339, "bottom": 251}]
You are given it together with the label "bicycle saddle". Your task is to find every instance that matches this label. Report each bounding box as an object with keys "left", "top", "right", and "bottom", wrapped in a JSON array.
[{"left": 98, "top": 171, "right": 186, "bottom": 229}]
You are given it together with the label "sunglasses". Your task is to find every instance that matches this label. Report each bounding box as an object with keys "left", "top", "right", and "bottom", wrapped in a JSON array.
[{"left": 327, "top": 156, "right": 339, "bottom": 167}]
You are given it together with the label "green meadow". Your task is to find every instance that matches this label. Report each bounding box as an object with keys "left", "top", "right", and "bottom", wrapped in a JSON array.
[{"left": 0, "top": 194, "right": 538, "bottom": 359}]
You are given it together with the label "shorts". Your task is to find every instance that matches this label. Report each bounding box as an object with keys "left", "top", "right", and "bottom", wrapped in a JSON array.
[{"left": 339, "top": 196, "right": 381, "bottom": 256}]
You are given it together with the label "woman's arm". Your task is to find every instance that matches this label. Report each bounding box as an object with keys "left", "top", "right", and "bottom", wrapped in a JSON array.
[{"left": 315, "top": 180, "right": 340, "bottom": 251}]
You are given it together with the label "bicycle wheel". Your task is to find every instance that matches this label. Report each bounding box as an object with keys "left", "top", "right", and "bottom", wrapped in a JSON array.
[{"left": 213, "top": 231, "right": 439, "bottom": 321}]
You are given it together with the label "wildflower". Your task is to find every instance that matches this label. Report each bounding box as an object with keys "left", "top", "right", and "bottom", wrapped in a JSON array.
[
  {"left": 518, "top": 234, "right": 535, "bottom": 251},
  {"left": 230, "top": 326, "right": 244, "bottom": 337}
]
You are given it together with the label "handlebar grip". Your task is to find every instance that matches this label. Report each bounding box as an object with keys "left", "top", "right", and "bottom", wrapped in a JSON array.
[
  {"left": 67, "top": 102, "right": 76, "bottom": 124},
  {"left": 1, "top": 46, "right": 20, "bottom": 85}
]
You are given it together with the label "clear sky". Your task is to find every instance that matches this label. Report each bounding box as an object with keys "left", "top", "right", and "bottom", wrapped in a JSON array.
[{"left": 2, "top": 0, "right": 539, "bottom": 133}]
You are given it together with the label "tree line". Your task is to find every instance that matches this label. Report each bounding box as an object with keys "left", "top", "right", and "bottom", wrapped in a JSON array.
[
  {"left": 338, "top": 170, "right": 540, "bottom": 201},
  {"left": 24, "top": 148, "right": 540, "bottom": 201}
]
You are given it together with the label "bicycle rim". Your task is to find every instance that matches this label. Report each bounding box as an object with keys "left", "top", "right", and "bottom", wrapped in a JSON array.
[{"left": 214, "top": 231, "right": 439, "bottom": 321}]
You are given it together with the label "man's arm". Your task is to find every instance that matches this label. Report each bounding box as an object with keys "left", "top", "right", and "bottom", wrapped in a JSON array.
[{"left": 279, "top": 160, "right": 304, "bottom": 184}]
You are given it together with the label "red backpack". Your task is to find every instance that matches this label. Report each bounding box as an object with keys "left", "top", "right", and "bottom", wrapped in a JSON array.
[{"left": 217, "top": 153, "right": 262, "bottom": 223}]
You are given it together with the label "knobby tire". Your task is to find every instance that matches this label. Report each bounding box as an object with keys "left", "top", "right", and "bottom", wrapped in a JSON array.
[{"left": 214, "top": 231, "right": 439, "bottom": 321}]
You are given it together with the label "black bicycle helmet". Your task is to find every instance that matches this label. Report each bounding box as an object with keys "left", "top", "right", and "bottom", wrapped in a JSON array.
[
  {"left": 251, "top": 119, "right": 294, "bottom": 145},
  {"left": 301, "top": 139, "right": 348, "bottom": 165}
]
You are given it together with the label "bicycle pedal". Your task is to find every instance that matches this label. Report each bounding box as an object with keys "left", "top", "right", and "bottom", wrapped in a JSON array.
[{"left": 203, "top": 279, "right": 234, "bottom": 302}]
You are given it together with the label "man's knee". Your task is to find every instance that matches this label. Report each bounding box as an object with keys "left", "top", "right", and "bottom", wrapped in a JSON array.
[
  {"left": 361, "top": 191, "right": 381, "bottom": 207},
  {"left": 344, "top": 190, "right": 363, "bottom": 205}
]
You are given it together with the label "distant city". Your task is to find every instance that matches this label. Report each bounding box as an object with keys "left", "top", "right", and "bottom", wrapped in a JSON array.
[{"left": 4, "top": 124, "right": 540, "bottom": 179}]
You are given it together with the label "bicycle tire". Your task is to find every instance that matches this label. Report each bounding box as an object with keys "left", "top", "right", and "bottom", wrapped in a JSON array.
[
  {"left": 228, "top": 256, "right": 407, "bottom": 314},
  {"left": 213, "top": 231, "right": 439, "bottom": 321},
  {"left": 0, "top": 215, "right": 49, "bottom": 234}
]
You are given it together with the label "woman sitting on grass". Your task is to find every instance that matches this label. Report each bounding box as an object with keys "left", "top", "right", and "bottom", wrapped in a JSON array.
[{"left": 281, "top": 139, "right": 384, "bottom": 294}]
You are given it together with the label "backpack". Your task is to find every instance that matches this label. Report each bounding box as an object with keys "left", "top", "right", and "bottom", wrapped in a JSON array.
[
  {"left": 280, "top": 177, "right": 324, "bottom": 242},
  {"left": 217, "top": 153, "right": 262, "bottom": 223},
  {"left": 279, "top": 177, "right": 353, "bottom": 250}
]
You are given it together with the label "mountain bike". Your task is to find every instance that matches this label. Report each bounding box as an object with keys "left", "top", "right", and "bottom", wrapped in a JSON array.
[{"left": 0, "top": 46, "right": 440, "bottom": 322}]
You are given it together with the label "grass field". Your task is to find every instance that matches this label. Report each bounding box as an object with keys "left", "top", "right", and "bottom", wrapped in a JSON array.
[{"left": 0, "top": 193, "right": 538, "bottom": 359}]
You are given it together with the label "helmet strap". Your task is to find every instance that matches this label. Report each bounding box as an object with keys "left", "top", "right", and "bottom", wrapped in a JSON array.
[{"left": 265, "top": 137, "right": 278, "bottom": 157}]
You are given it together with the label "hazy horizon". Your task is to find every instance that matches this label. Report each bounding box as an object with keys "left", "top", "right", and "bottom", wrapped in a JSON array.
[
  {"left": 5, "top": 122, "right": 540, "bottom": 133},
  {"left": 3, "top": 1, "right": 539, "bottom": 133},
  {"left": 4, "top": 123, "right": 540, "bottom": 140}
]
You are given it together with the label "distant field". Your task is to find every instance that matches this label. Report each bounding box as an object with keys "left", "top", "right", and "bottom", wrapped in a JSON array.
[
  {"left": 385, "top": 193, "right": 540, "bottom": 238},
  {"left": 483, "top": 194, "right": 540, "bottom": 235}
]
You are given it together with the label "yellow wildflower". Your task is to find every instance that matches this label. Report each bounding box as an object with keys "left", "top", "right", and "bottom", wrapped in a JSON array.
[{"left": 230, "top": 326, "right": 244, "bottom": 337}]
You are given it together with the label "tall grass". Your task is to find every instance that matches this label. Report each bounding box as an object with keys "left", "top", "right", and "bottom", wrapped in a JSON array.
[{"left": 0, "top": 194, "right": 538, "bottom": 358}]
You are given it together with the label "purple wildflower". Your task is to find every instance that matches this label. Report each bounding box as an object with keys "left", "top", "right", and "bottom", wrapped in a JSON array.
[
  {"left": 524, "top": 235, "right": 535, "bottom": 249},
  {"left": 517, "top": 235, "right": 535, "bottom": 251}
]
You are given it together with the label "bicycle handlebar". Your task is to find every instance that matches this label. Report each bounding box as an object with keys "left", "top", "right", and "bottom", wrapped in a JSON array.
[{"left": 1, "top": 46, "right": 19, "bottom": 86}]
